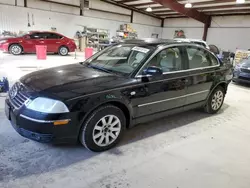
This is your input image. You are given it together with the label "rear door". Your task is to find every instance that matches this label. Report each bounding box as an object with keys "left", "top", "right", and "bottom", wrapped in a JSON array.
[
  {"left": 183, "top": 45, "right": 220, "bottom": 107},
  {"left": 43, "top": 33, "right": 62, "bottom": 52},
  {"left": 130, "top": 45, "right": 189, "bottom": 118}
]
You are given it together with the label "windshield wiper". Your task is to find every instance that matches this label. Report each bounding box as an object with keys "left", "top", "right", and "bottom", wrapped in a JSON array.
[{"left": 87, "top": 64, "right": 114, "bottom": 74}]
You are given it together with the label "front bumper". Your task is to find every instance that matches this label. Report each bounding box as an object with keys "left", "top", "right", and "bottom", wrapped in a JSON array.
[
  {"left": 233, "top": 70, "right": 250, "bottom": 84},
  {"left": 0, "top": 43, "right": 9, "bottom": 52},
  {"left": 5, "top": 98, "right": 80, "bottom": 143}
]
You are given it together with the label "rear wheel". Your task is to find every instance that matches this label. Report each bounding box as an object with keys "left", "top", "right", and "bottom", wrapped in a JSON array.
[
  {"left": 79, "top": 105, "right": 126, "bottom": 152},
  {"left": 9, "top": 44, "right": 22, "bottom": 55},
  {"left": 58, "top": 46, "right": 69, "bottom": 56},
  {"left": 204, "top": 86, "right": 225, "bottom": 114}
]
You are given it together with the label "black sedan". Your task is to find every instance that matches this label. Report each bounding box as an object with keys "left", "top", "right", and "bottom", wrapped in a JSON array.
[{"left": 5, "top": 39, "right": 232, "bottom": 152}]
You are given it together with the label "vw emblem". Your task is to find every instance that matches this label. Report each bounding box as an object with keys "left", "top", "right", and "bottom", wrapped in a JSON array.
[{"left": 9, "top": 83, "right": 19, "bottom": 99}]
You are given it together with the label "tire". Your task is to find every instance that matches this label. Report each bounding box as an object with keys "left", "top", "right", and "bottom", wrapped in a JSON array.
[
  {"left": 9, "top": 44, "right": 22, "bottom": 55},
  {"left": 58, "top": 46, "right": 69, "bottom": 56},
  {"left": 204, "top": 86, "right": 225, "bottom": 114},
  {"left": 79, "top": 105, "right": 126, "bottom": 152}
]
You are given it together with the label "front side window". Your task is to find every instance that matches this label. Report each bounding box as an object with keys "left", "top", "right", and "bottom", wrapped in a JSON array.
[
  {"left": 30, "top": 33, "right": 42, "bottom": 39},
  {"left": 187, "top": 46, "right": 213, "bottom": 69},
  {"left": 145, "top": 47, "right": 183, "bottom": 73},
  {"left": 85, "top": 44, "right": 154, "bottom": 75}
]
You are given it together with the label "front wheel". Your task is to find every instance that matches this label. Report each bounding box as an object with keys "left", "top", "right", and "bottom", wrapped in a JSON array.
[
  {"left": 79, "top": 105, "right": 126, "bottom": 152},
  {"left": 9, "top": 44, "right": 22, "bottom": 55},
  {"left": 204, "top": 86, "right": 225, "bottom": 114},
  {"left": 58, "top": 46, "right": 69, "bottom": 56}
]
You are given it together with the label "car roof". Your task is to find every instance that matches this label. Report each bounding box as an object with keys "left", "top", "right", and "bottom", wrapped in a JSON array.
[
  {"left": 174, "top": 38, "right": 206, "bottom": 43},
  {"left": 120, "top": 38, "right": 180, "bottom": 47},
  {"left": 29, "top": 31, "right": 62, "bottom": 35}
]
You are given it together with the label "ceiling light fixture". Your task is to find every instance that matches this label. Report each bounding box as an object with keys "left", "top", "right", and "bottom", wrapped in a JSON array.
[
  {"left": 146, "top": 7, "right": 152, "bottom": 12},
  {"left": 185, "top": 2, "right": 192, "bottom": 8},
  {"left": 236, "top": 0, "right": 245, "bottom": 4}
]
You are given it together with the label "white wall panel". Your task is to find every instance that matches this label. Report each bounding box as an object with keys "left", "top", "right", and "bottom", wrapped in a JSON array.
[
  {"left": 163, "top": 18, "right": 204, "bottom": 40},
  {"left": 164, "top": 18, "right": 203, "bottom": 27},
  {"left": 132, "top": 24, "right": 162, "bottom": 38},
  {"left": 211, "top": 15, "right": 250, "bottom": 27},
  {"left": 163, "top": 16, "right": 250, "bottom": 52},
  {"left": 207, "top": 15, "right": 250, "bottom": 51},
  {"left": 27, "top": 0, "right": 79, "bottom": 15},
  {"left": 17, "top": 0, "right": 24, "bottom": 6},
  {"left": 84, "top": 9, "right": 130, "bottom": 23},
  {"left": 133, "top": 12, "right": 161, "bottom": 27},
  {"left": 162, "top": 27, "right": 203, "bottom": 40},
  {"left": 0, "top": 4, "right": 160, "bottom": 39},
  {"left": 89, "top": 0, "right": 130, "bottom": 15},
  {"left": 49, "top": 0, "right": 80, "bottom": 6},
  {"left": 0, "top": 0, "right": 15, "bottom": 5},
  {"left": 207, "top": 28, "right": 250, "bottom": 52}
]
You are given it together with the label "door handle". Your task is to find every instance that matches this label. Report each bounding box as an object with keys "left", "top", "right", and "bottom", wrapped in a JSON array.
[{"left": 40, "top": 41, "right": 45, "bottom": 43}]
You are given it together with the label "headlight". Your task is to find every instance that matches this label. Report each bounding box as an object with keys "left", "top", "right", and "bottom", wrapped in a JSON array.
[
  {"left": 0, "top": 40, "right": 7, "bottom": 44},
  {"left": 234, "top": 64, "right": 241, "bottom": 70},
  {"left": 26, "top": 97, "right": 69, "bottom": 113}
]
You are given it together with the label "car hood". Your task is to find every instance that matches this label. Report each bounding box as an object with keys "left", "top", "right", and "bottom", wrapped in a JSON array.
[
  {"left": 20, "top": 63, "right": 133, "bottom": 100},
  {"left": 0, "top": 36, "right": 19, "bottom": 41},
  {"left": 241, "top": 60, "right": 250, "bottom": 68}
]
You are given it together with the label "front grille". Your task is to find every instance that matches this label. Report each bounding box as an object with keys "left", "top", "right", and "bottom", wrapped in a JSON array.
[
  {"left": 241, "top": 68, "right": 250, "bottom": 74},
  {"left": 9, "top": 82, "right": 30, "bottom": 109}
]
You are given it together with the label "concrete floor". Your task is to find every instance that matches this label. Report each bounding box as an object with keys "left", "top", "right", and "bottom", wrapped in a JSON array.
[{"left": 1, "top": 52, "right": 250, "bottom": 188}]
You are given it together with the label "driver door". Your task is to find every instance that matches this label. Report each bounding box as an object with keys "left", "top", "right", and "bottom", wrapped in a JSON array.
[
  {"left": 22, "top": 32, "right": 43, "bottom": 52},
  {"left": 130, "top": 46, "right": 188, "bottom": 118}
]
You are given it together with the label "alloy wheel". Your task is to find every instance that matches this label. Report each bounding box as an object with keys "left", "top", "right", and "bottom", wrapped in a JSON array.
[
  {"left": 11, "top": 45, "right": 22, "bottom": 55},
  {"left": 60, "top": 47, "right": 68, "bottom": 55},
  {"left": 92, "top": 115, "right": 121, "bottom": 147},
  {"left": 211, "top": 90, "right": 224, "bottom": 111}
]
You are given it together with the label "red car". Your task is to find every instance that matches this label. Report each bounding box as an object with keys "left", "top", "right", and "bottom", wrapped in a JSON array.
[{"left": 0, "top": 31, "right": 76, "bottom": 56}]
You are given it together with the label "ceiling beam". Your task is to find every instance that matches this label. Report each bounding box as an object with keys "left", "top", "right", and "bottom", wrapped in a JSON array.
[
  {"left": 118, "top": 0, "right": 138, "bottom": 3},
  {"left": 136, "top": 0, "right": 239, "bottom": 10},
  {"left": 100, "top": 0, "right": 161, "bottom": 19},
  {"left": 127, "top": 2, "right": 157, "bottom": 7},
  {"left": 198, "top": 4, "right": 250, "bottom": 11},
  {"left": 152, "top": 0, "right": 211, "bottom": 24}
]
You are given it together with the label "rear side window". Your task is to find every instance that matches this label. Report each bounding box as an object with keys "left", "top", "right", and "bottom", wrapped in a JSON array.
[
  {"left": 42, "top": 33, "right": 63, "bottom": 39},
  {"left": 209, "top": 53, "right": 219, "bottom": 66},
  {"left": 187, "top": 46, "right": 213, "bottom": 69}
]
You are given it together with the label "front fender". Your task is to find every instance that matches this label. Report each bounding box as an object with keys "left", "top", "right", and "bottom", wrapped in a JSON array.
[{"left": 67, "top": 90, "right": 133, "bottom": 128}]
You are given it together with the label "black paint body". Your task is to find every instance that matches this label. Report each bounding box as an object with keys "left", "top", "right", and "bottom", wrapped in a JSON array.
[{"left": 5, "top": 39, "right": 232, "bottom": 143}]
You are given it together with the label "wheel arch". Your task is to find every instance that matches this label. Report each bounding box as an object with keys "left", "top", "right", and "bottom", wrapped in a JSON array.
[
  {"left": 206, "top": 81, "right": 228, "bottom": 101},
  {"left": 8, "top": 43, "right": 23, "bottom": 52},
  {"left": 58, "top": 45, "right": 69, "bottom": 51},
  {"left": 79, "top": 100, "right": 132, "bottom": 131}
]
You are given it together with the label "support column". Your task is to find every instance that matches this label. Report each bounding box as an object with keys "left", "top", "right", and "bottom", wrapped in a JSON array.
[
  {"left": 130, "top": 10, "right": 134, "bottom": 23},
  {"left": 202, "top": 16, "right": 211, "bottom": 41}
]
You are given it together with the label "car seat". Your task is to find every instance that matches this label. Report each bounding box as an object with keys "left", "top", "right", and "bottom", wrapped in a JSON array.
[
  {"left": 160, "top": 51, "right": 176, "bottom": 72},
  {"left": 190, "top": 54, "right": 202, "bottom": 69},
  {"left": 131, "top": 52, "right": 145, "bottom": 67}
]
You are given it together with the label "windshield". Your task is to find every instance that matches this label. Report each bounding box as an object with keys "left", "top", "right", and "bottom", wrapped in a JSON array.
[
  {"left": 17, "top": 32, "right": 29, "bottom": 37},
  {"left": 85, "top": 44, "right": 154, "bottom": 75}
]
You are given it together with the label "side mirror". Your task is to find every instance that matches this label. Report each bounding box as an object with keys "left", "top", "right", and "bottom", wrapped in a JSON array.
[
  {"left": 141, "top": 66, "right": 163, "bottom": 82},
  {"left": 143, "top": 66, "right": 163, "bottom": 76}
]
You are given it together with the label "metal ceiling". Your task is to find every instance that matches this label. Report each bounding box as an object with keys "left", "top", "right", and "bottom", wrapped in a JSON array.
[{"left": 105, "top": 0, "right": 250, "bottom": 18}]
